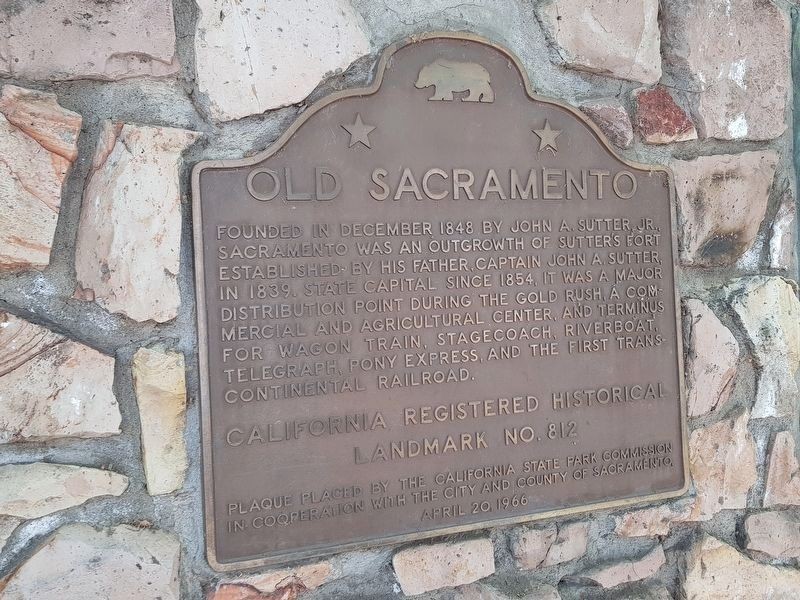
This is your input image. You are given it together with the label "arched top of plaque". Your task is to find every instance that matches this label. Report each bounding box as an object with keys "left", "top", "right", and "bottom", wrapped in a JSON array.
[{"left": 193, "top": 32, "right": 673, "bottom": 185}]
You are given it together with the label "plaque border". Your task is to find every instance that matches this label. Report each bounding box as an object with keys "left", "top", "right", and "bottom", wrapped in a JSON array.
[{"left": 191, "top": 31, "right": 691, "bottom": 572}]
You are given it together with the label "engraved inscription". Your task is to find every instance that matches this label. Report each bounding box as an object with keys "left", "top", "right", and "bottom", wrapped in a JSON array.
[{"left": 193, "top": 34, "right": 687, "bottom": 570}]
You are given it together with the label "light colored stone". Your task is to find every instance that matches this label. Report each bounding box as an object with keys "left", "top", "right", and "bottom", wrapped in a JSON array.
[
  {"left": 634, "top": 86, "right": 697, "bottom": 144},
  {"left": 194, "top": 0, "right": 370, "bottom": 121},
  {"left": 510, "top": 522, "right": 588, "bottom": 569},
  {"left": 0, "top": 85, "right": 81, "bottom": 161},
  {"left": 0, "top": 463, "right": 127, "bottom": 519},
  {"left": 393, "top": 538, "right": 495, "bottom": 596},
  {"left": 764, "top": 431, "right": 800, "bottom": 507},
  {"left": 0, "top": 516, "right": 21, "bottom": 554},
  {"left": 0, "top": 311, "right": 120, "bottom": 443},
  {"left": 745, "top": 511, "right": 800, "bottom": 559},
  {"left": 0, "top": 85, "right": 81, "bottom": 271},
  {"left": 453, "top": 582, "right": 560, "bottom": 600},
  {"left": 0, "top": 523, "right": 180, "bottom": 599},
  {"left": 132, "top": 347, "right": 188, "bottom": 495},
  {"left": 682, "top": 533, "right": 800, "bottom": 599},
  {"left": 75, "top": 122, "right": 199, "bottom": 323},
  {"left": 726, "top": 277, "right": 800, "bottom": 419},
  {"left": 539, "top": 0, "right": 661, "bottom": 84},
  {"left": 0, "top": 311, "right": 63, "bottom": 374},
  {"left": 770, "top": 189, "right": 796, "bottom": 271},
  {"left": 614, "top": 501, "right": 691, "bottom": 537},
  {"left": 684, "top": 411, "right": 757, "bottom": 521},
  {"left": 662, "top": 0, "right": 790, "bottom": 141},
  {"left": 683, "top": 299, "right": 739, "bottom": 417},
  {"left": 580, "top": 99, "right": 634, "bottom": 148},
  {"left": 673, "top": 151, "right": 777, "bottom": 266},
  {"left": 0, "top": 0, "right": 178, "bottom": 81},
  {"left": 543, "top": 522, "right": 588, "bottom": 566},
  {"left": 578, "top": 545, "right": 665, "bottom": 588},
  {"left": 238, "top": 562, "right": 333, "bottom": 594},
  {"left": 510, "top": 526, "right": 554, "bottom": 570}
]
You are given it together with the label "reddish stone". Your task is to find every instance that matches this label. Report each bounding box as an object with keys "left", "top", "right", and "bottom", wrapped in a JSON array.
[
  {"left": 236, "top": 562, "right": 333, "bottom": 594},
  {"left": 208, "top": 583, "right": 307, "bottom": 600},
  {"left": 635, "top": 86, "right": 697, "bottom": 144},
  {"left": 207, "top": 584, "right": 264, "bottom": 600}
]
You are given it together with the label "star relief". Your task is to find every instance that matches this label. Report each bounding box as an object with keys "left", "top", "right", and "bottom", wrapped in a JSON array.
[
  {"left": 341, "top": 113, "right": 376, "bottom": 148},
  {"left": 533, "top": 120, "right": 562, "bottom": 155}
]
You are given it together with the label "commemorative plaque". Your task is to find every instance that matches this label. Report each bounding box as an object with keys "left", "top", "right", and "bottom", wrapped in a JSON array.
[{"left": 192, "top": 34, "right": 689, "bottom": 570}]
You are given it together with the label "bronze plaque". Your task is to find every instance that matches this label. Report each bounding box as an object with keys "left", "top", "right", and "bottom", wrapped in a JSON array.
[{"left": 192, "top": 33, "right": 688, "bottom": 571}]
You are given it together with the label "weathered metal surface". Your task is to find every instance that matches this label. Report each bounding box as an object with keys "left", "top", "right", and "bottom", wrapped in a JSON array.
[{"left": 192, "top": 33, "right": 689, "bottom": 571}]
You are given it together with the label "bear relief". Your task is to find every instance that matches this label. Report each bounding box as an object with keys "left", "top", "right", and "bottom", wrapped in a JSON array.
[{"left": 415, "top": 59, "right": 494, "bottom": 103}]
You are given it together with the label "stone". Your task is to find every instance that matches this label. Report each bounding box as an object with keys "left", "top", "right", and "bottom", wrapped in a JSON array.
[
  {"left": 0, "top": 463, "right": 128, "bottom": 519},
  {"left": 0, "top": 516, "right": 21, "bottom": 554},
  {"left": 132, "top": 347, "right": 188, "bottom": 495},
  {"left": 0, "top": 85, "right": 81, "bottom": 271},
  {"left": 0, "top": 311, "right": 121, "bottom": 443},
  {"left": 745, "top": 511, "right": 800, "bottom": 559},
  {"left": 207, "top": 583, "right": 306, "bottom": 600},
  {"left": 0, "top": 523, "right": 180, "bottom": 599},
  {"left": 74, "top": 122, "right": 199, "bottom": 323},
  {"left": 0, "top": 0, "right": 179, "bottom": 81},
  {"left": 194, "top": 0, "right": 370, "bottom": 121},
  {"left": 662, "top": 0, "right": 790, "bottom": 141},
  {"left": 673, "top": 151, "right": 777, "bottom": 266},
  {"left": 208, "top": 585, "right": 258, "bottom": 600},
  {"left": 682, "top": 534, "right": 800, "bottom": 598},
  {"left": 769, "top": 189, "right": 796, "bottom": 271},
  {"left": 236, "top": 562, "right": 333, "bottom": 594},
  {"left": 453, "top": 582, "right": 560, "bottom": 600},
  {"left": 577, "top": 545, "right": 665, "bottom": 588},
  {"left": 580, "top": 99, "right": 634, "bottom": 148},
  {"left": 0, "top": 311, "right": 62, "bottom": 372},
  {"left": 510, "top": 526, "right": 555, "bottom": 569},
  {"left": 510, "top": 522, "right": 588, "bottom": 569},
  {"left": 393, "top": 538, "right": 495, "bottom": 596},
  {"left": 538, "top": 0, "right": 661, "bottom": 84},
  {"left": 614, "top": 501, "right": 691, "bottom": 537},
  {"left": 0, "top": 86, "right": 82, "bottom": 162},
  {"left": 683, "top": 411, "right": 757, "bottom": 521},
  {"left": 634, "top": 86, "right": 697, "bottom": 144},
  {"left": 683, "top": 299, "right": 739, "bottom": 417},
  {"left": 208, "top": 585, "right": 266, "bottom": 600},
  {"left": 764, "top": 431, "right": 800, "bottom": 507},
  {"left": 543, "top": 522, "right": 589, "bottom": 566},
  {"left": 726, "top": 277, "right": 800, "bottom": 419}
]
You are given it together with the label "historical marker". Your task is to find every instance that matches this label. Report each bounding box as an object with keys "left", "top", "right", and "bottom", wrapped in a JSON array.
[{"left": 192, "top": 33, "right": 689, "bottom": 570}]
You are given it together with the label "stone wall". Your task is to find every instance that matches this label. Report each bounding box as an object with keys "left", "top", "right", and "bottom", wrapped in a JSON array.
[{"left": 0, "top": 0, "right": 798, "bottom": 598}]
